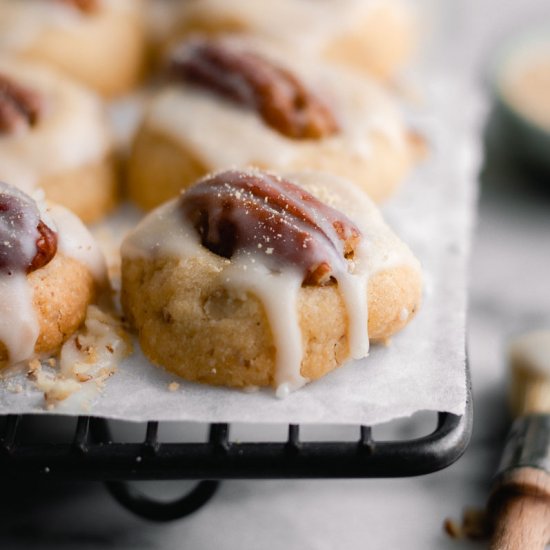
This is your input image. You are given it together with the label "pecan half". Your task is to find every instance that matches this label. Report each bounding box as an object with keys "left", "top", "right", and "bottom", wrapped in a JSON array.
[
  {"left": 0, "top": 74, "right": 43, "bottom": 134},
  {"left": 180, "top": 170, "right": 360, "bottom": 285},
  {"left": 55, "top": 0, "right": 99, "bottom": 13},
  {"left": 0, "top": 183, "right": 57, "bottom": 275},
  {"left": 29, "top": 220, "right": 58, "bottom": 273},
  {"left": 170, "top": 39, "right": 339, "bottom": 140}
]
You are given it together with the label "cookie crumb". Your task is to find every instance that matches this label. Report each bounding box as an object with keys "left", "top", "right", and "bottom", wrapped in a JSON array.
[
  {"left": 168, "top": 382, "right": 180, "bottom": 392},
  {"left": 443, "top": 518, "right": 462, "bottom": 539},
  {"left": 443, "top": 507, "right": 490, "bottom": 541},
  {"left": 28, "top": 358, "right": 41, "bottom": 373}
]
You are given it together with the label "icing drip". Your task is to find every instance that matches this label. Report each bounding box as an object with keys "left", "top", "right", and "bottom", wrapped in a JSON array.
[
  {"left": 336, "top": 270, "right": 369, "bottom": 360},
  {"left": 48, "top": 204, "right": 106, "bottom": 282},
  {"left": 0, "top": 273, "right": 38, "bottom": 364},
  {"left": 222, "top": 256, "right": 306, "bottom": 394},
  {"left": 0, "top": 182, "right": 43, "bottom": 363}
]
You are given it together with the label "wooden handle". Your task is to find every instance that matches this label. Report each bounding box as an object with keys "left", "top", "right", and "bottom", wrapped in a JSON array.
[{"left": 490, "top": 494, "right": 550, "bottom": 550}]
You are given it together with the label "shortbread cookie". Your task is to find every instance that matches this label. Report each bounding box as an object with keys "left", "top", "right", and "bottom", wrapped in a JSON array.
[
  {"left": 0, "top": 58, "right": 117, "bottom": 223},
  {"left": 0, "top": 0, "right": 147, "bottom": 97},
  {"left": 0, "top": 182, "right": 107, "bottom": 366},
  {"left": 172, "top": 0, "right": 416, "bottom": 81},
  {"left": 127, "top": 37, "right": 419, "bottom": 210},
  {"left": 121, "top": 169, "right": 422, "bottom": 394}
]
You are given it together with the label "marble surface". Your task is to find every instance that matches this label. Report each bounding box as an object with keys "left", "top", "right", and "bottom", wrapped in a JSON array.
[{"left": 2, "top": 1, "right": 550, "bottom": 548}]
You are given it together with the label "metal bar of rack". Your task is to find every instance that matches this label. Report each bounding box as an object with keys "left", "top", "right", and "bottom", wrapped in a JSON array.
[{"left": 0, "top": 367, "right": 473, "bottom": 521}]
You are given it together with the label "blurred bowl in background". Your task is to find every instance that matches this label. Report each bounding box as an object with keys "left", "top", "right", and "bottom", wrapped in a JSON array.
[{"left": 490, "top": 26, "right": 550, "bottom": 172}]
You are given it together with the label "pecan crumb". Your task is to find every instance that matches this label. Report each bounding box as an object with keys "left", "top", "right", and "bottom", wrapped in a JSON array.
[
  {"left": 27, "top": 358, "right": 42, "bottom": 378},
  {"left": 162, "top": 308, "right": 174, "bottom": 324},
  {"left": 443, "top": 508, "right": 490, "bottom": 541},
  {"left": 75, "top": 336, "right": 83, "bottom": 351},
  {"left": 443, "top": 519, "right": 462, "bottom": 539},
  {"left": 28, "top": 220, "right": 58, "bottom": 274}
]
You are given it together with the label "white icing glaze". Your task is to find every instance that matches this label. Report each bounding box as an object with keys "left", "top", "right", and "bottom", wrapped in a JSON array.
[
  {"left": 0, "top": 274, "right": 39, "bottom": 364},
  {"left": 147, "top": 42, "right": 407, "bottom": 173},
  {"left": 0, "top": 182, "right": 42, "bottom": 363},
  {"left": 0, "top": 57, "right": 112, "bottom": 194},
  {"left": 178, "top": 0, "right": 410, "bottom": 54},
  {"left": 46, "top": 203, "right": 107, "bottom": 282},
  {"left": 122, "top": 170, "right": 420, "bottom": 394},
  {"left": 223, "top": 256, "right": 307, "bottom": 393},
  {"left": 0, "top": 186, "right": 106, "bottom": 367},
  {"left": 0, "top": 0, "right": 141, "bottom": 51}
]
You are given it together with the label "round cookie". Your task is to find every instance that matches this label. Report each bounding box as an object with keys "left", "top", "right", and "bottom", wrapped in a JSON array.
[
  {"left": 0, "top": 0, "right": 147, "bottom": 98},
  {"left": 171, "top": 0, "right": 416, "bottom": 81},
  {"left": 0, "top": 57, "right": 118, "bottom": 223},
  {"left": 121, "top": 169, "right": 423, "bottom": 394},
  {"left": 127, "top": 37, "right": 420, "bottom": 210},
  {"left": 0, "top": 182, "right": 106, "bottom": 366}
]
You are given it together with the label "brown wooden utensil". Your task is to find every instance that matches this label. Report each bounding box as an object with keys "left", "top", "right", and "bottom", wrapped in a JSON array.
[{"left": 489, "top": 330, "right": 550, "bottom": 550}]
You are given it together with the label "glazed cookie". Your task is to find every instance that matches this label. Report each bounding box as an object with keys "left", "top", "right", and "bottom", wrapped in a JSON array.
[
  {"left": 172, "top": 0, "right": 416, "bottom": 81},
  {"left": 121, "top": 169, "right": 423, "bottom": 395},
  {"left": 0, "top": 182, "right": 106, "bottom": 366},
  {"left": 127, "top": 37, "right": 420, "bottom": 210},
  {"left": 0, "top": 0, "right": 147, "bottom": 97},
  {"left": 0, "top": 57, "right": 117, "bottom": 223}
]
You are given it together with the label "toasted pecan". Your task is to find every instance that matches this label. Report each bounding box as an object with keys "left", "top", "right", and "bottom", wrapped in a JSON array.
[
  {"left": 56, "top": 0, "right": 98, "bottom": 13},
  {"left": 29, "top": 220, "right": 58, "bottom": 273},
  {"left": 0, "top": 184, "right": 57, "bottom": 274},
  {"left": 0, "top": 73, "right": 43, "bottom": 134},
  {"left": 180, "top": 170, "right": 360, "bottom": 285},
  {"left": 170, "top": 38, "right": 339, "bottom": 140}
]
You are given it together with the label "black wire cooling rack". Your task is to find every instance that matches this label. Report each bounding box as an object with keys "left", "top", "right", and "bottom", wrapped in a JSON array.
[{"left": 0, "top": 367, "right": 472, "bottom": 522}]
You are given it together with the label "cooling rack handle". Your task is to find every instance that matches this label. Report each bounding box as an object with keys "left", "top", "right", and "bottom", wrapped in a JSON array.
[{"left": 105, "top": 479, "right": 220, "bottom": 522}]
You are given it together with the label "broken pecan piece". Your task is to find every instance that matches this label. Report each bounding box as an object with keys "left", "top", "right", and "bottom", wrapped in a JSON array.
[
  {"left": 170, "top": 38, "right": 339, "bottom": 140},
  {"left": 180, "top": 170, "right": 360, "bottom": 285},
  {"left": 55, "top": 0, "right": 99, "bottom": 13},
  {"left": 0, "top": 74, "right": 43, "bottom": 134},
  {"left": 0, "top": 183, "right": 57, "bottom": 275}
]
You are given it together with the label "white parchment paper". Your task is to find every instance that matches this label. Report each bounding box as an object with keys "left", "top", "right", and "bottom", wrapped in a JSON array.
[{"left": 0, "top": 77, "right": 483, "bottom": 425}]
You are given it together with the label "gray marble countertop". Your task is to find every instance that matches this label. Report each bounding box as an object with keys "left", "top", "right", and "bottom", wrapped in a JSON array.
[{"left": 2, "top": 1, "right": 550, "bottom": 548}]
